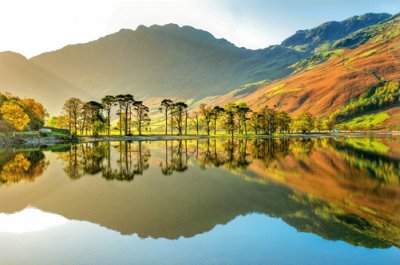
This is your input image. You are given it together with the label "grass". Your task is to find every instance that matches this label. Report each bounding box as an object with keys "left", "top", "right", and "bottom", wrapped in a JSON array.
[
  {"left": 360, "top": 48, "right": 378, "bottom": 57},
  {"left": 269, "top": 87, "right": 303, "bottom": 97},
  {"left": 268, "top": 83, "right": 286, "bottom": 92},
  {"left": 265, "top": 83, "right": 304, "bottom": 99},
  {"left": 337, "top": 112, "right": 390, "bottom": 130},
  {"left": 15, "top": 131, "right": 70, "bottom": 138}
]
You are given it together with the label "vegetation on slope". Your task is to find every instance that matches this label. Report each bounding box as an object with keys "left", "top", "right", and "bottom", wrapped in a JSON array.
[
  {"left": 281, "top": 13, "right": 391, "bottom": 52},
  {"left": 207, "top": 14, "right": 400, "bottom": 128},
  {"left": 330, "top": 81, "right": 400, "bottom": 125}
]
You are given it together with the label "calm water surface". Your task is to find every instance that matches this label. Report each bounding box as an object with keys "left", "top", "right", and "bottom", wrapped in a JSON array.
[{"left": 0, "top": 137, "right": 399, "bottom": 265}]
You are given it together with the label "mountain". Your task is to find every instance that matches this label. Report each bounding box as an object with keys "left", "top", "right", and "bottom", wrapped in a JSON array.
[
  {"left": 0, "top": 52, "right": 92, "bottom": 113},
  {"left": 0, "top": 13, "right": 392, "bottom": 115},
  {"left": 208, "top": 13, "right": 400, "bottom": 128},
  {"left": 30, "top": 24, "right": 304, "bottom": 104},
  {"left": 281, "top": 13, "right": 391, "bottom": 52}
]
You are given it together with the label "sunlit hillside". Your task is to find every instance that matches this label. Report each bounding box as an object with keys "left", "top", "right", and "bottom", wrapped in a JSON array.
[{"left": 208, "top": 14, "right": 400, "bottom": 129}]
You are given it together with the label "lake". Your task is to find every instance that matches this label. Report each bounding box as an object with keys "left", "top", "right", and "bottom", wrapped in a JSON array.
[{"left": 0, "top": 137, "right": 399, "bottom": 265}]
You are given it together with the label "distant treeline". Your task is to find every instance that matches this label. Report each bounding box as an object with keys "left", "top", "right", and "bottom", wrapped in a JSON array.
[{"left": 47, "top": 95, "right": 334, "bottom": 137}]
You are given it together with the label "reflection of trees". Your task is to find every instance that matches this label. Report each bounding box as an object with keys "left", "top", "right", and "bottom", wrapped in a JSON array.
[
  {"left": 0, "top": 150, "right": 48, "bottom": 185},
  {"left": 191, "top": 139, "right": 291, "bottom": 171},
  {"left": 109, "top": 141, "right": 151, "bottom": 181},
  {"left": 58, "top": 141, "right": 150, "bottom": 181},
  {"left": 251, "top": 138, "right": 291, "bottom": 166},
  {"left": 160, "top": 140, "right": 189, "bottom": 175}
]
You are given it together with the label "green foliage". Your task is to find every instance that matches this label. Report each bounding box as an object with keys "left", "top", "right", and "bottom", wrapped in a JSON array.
[
  {"left": 330, "top": 82, "right": 400, "bottom": 124},
  {"left": 293, "top": 112, "right": 315, "bottom": 133},
  {"left": 337, "top": 113, "right": 390, "bottom": 130},
  {"left": 233, "top": 80, "right": 270, "bottom": 97},
  {"left": 335, "top": 16, "right": 400, "bottom": 49},
  {"left": 360, "top": 48, "right": 378, "bottom": 57},
  {"left": 289, "top": 49, "right": 344, "bottom": 74}
]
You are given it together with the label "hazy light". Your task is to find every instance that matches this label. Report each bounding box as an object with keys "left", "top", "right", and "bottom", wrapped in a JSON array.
[
  {"left": 0, "top": 0, "right": 397, "bottom": 57},
  {"left": 0, "top": 208, "right": 68, "bottom": 233}
]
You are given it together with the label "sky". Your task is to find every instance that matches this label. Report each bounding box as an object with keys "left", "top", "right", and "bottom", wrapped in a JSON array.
[{"left": 0, "top": 0, "right": 398, "bottom": 58}]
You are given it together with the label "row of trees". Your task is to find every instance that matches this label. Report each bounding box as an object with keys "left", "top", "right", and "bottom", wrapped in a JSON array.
[
  {"left": 160, "top": 100, "right": 318, "bottom": 136},
  {"left": 52, "top": 94, "right": 151, "bottom": 136},
  {"left": 54, "top": 94, "right": 329, "bottom": 136},
  {"left": 0, "top": 92, "right": 47, "bottom": 132}
]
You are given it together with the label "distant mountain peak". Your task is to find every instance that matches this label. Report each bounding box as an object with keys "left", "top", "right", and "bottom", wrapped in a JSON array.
[
  {"left": 0, "top": 51, "right": 28, "bottom": 61},
  {"left": 281, "top": 13, "right": 391, "bottom": 51}
]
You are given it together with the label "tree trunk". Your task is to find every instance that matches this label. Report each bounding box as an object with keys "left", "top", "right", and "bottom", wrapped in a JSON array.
[
  {"left": 125, "top": 105, "right": 129, "bottom": 135},
  {"left": 107, "top": 110, "right": 111, "bottom": 136},
  {"left": 185, "top": 111, "right": 188, "bottom": 135},
  {"left": 165, "top": 109, "right": 168, "bottom": 135}
]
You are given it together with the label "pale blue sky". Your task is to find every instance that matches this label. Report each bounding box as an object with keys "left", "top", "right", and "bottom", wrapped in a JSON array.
[{"left": 0, "top": 0, "right": 398, "bottom": 57}]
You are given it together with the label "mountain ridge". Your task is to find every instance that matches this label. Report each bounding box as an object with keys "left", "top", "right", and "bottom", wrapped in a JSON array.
[
  {"left": 207, "top": 13, "right": 400, "bottom": 128},
  {"left": 281, "top": 13, "right": 391, "bottom": 52},
  {"left": 0, "top": 12, "right": 394, "bottom": 116}
]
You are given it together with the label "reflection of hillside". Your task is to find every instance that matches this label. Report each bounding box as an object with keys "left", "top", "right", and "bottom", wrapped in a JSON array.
[
  {"left": 334, "top": 138, "right": 400, "bottom": 183},
  {"left": 0, "top": 150, "right": 48, "bottom": 185},
  {"left": 0, "top": 138, "right": 399, "bottom": 249},
  {"left": 251, "top": 138, "right": 400, "bottom": 247}
]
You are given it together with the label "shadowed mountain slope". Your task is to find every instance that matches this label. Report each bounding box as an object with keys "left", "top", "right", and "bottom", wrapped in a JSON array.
[
  {"left": 0, "top": 52, "right": 91, "bottom": 113},
  {"left": 30, "top": 24, "right": 304, "bottom": 102}
]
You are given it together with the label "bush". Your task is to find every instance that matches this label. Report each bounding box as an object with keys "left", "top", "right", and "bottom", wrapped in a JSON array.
[{"left": 39, "top": 131, "right": 49, "bottom": 137}]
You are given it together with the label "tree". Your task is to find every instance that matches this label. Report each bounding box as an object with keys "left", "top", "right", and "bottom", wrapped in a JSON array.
[
  {"left": 0, "top": 102, "right": 30, "bottom": 131},
  {"left": 200, "top": 104, "right": 213, "bottom": 135},
  {"left": 116, "top": 94, "right": 134, "bottom": 136},
  {"left": 160, "top": 99, "right": 173, "bottom": 135},
  {"left": 236, "top": 103, "right": 251, "bottom": 135},
  {"left": 82, "top": 101, "right": 104, "bottom": 136},
  {"left": 275, "top": 111, "right": 291, "bottom": 133},
  {"left": 22, "top": 99, "right": 48, "bottom": 130},
  {"left": 250, "top": 112, "right": 261, "bottom": 135},
  {"left": 294, "top": 112, "right": 315, "bottom": 133},
  {"left": 324, "top": 118, "right": 335, "bottom": 132},
  {"left": 190, "top": 111, "right": 200, "bottom": 135},
  {"left": 132, "top": 101, "right": 150, "bottom": 136},
  {"left": 211, "top": 106, "right": 224, "bottom": 135},
  {"left": 62, "top": 97, "right": 83, "bottom": 135},
  {"left": 101, "top": 95, "right": 115, "bottom": 136},
  {"left": 171, "top": 102, "right": 188, "bottom": 135},
  {"left": 314, "top": 119, "right": 323, "bottom": 132},
  {"left": 224, "top": 103, "right": 237, "bottom": 138},
  {"left": 263, "top": 106, "right": 277, "bottom": 135}
]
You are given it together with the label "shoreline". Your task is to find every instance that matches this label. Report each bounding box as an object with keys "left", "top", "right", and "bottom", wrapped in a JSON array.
[
  {"left": 1, "top": 131, "right": 399, "bottom": 147},
  {"left": 80, "top": 131, "right": 399, "bottom": 142}
]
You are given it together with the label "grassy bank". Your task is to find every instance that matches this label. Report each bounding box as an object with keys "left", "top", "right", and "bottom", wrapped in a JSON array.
[{"left": 1, "top": 130, "right": 398, "bottom": 146}]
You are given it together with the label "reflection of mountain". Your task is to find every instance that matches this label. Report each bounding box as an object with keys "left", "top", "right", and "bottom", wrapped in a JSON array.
[
  {"left": 246, "top": 138, "right": 400, "bottom": 247},
  {"left": 0, "top": 138, "right": 399, "bottom": 249}
]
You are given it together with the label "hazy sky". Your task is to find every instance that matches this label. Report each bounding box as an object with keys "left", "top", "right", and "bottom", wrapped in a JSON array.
[{"left": 0, "top": 0, "right": 398, "bottom": 57}]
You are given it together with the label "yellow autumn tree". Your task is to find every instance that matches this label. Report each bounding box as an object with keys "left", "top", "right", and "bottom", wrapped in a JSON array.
[
  {"left": 22, "top": 98, "right": 48, "bottom": 129},
  {"left": 0, "top": 102, "right": 30, "bottom": 131}
]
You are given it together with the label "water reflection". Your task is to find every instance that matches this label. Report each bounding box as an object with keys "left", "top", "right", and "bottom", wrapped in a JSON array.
[
  {"left": 0, "top": 149, "right": 48, "bottom": 185},
  {"left": 0, "top": 137, "right": 399, "bottom": 250},
  {"left": 57, "top": 142, "right": 151, "bottom": 181}
]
